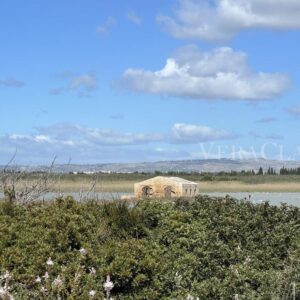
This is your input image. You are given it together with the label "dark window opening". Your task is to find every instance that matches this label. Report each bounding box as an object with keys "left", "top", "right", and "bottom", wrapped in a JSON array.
[
  {"left": 164, "top": 186, "right": 174, "bottom": 198},
  {"left": 142, "top": 186, "right": 153, "bottom": 198}
]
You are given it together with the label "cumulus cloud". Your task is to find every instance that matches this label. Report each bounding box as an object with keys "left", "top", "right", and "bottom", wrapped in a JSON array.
[
  {"left": 96, "top": 17, "right": 117, "bottom": 35},
  {"left": 127, "top": 11, "right": 142, "bottom": 25},
  {"left": 171, "top": 123, "right": 234, "bottom": 144},
  {"left": 122, "top": 46, "right": 289, "bottom": 101},
  {"left": 0, "top": 78, "right": 25, "bottom": 87},
  {"left": 158, "top": 0, "right": 300, "bottom": 41},
  {"left": 50, "top": 73, "right": 98, "bottom": 97}
]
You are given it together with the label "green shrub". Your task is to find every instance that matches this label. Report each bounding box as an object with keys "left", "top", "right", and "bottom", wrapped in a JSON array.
[{"left": 0, "top": 195, "right": 300, "bottom": 299}]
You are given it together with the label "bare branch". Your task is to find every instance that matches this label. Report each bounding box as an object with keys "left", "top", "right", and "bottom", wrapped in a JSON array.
[{"left": 3, "top": 148, "right": 17, "bottom": 172}]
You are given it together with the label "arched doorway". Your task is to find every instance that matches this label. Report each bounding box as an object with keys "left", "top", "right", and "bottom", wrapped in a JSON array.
[
  {"left": 164, "top": 186, "right": 173, "bottom": 198},
  {"left": 142, "top": 186, "right": 153, "bottom": 198}
]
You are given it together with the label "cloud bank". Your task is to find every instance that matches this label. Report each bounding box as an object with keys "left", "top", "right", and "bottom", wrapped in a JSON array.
[
  {"left": 5, "top": 122, "right": 233, "bottom": 147},
  {"left": 158, "top": 0, "right": 300, "bottom": 41},
  {"left": 122, "top": 46, "right": 289, "bottom": 101},
  {"left": 0, "top": 123, "right": 234, "bottom": 163}
]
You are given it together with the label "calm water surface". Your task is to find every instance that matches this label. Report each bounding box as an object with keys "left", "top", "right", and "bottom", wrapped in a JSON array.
[
  {"left": 204, "top": 192, "right": 300, "bottom": 207},
  {"left": 1, "top": 192, "right": 300, "bottom": 207}
]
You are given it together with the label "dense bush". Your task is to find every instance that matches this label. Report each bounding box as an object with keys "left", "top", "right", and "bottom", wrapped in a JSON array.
[{"left": 0, "top": 195, "right": 300, "bottom": 299}]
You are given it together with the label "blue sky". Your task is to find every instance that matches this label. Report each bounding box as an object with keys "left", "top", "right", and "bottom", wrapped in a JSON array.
[{"left": 1, "top": 0, "right": 300, "bottom": 164}]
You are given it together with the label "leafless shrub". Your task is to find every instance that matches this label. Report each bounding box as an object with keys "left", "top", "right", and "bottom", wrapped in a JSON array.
[
  {"left": 0, "top": 153, "right": 56, "bottom": 205},
  {"left": 79, "top": 178, "right": 97, "bottom": 202}
]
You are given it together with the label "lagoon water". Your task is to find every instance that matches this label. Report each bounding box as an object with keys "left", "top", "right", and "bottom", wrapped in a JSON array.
[
  {"left": 204, "top": 192, "right": 300, "bottom": 207},
  {"left": 0, "top": 191, "right": 133, "bottom": 201},
  {"left": 1, "top": 191, "right": 300, "bottom": 207}
]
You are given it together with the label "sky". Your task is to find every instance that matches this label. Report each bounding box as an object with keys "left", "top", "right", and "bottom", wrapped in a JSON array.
[{"left": 1, "top": 0, "right": 300, "bottom": 164}]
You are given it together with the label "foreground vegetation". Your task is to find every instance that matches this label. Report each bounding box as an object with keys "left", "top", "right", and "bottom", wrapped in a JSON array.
[{"left": 1, "top": 196, "right": 300, "bottom": 299}]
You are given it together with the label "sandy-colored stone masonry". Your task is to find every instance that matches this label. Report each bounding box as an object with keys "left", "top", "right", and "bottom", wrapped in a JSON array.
[{"left": 134, "top": 176, "right": 198, "bottom": 199}]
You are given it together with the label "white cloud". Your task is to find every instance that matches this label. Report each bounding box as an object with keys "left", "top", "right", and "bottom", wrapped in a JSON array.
[
  {"left": 0, "top": 122, "right": 234, "bottom": 156},
  {"left": 122, "top": 46, "right": 289, "bottom": 101},
  {"left": 0, "top": 123, "right": 236, "bottom": 163},
  {"left": 171, "top": 123, "right": 234, "bottom": 143},
  {"left": 32, "top": 124, "right": 160, "bottom": 146},
  {"left": 78, "top": 126, "right": 163, "bottom": 146},
  {"left": 50, "top": 73, "right": 98, "bottom": 97},
  {"left": 34, "top": 123, "right": 233, "bottom": 146},
  {"left": 69, "top": 74, "right": 97, "bottom": 92},
  {"left": 158, "top": 0, "right": 300, "bottom": 41},
  {"left": 127, "top": 11, "right": 141, "bottom": 25},
  {"left": 96, "top": 17, "right": 117, "bottom": 35}
]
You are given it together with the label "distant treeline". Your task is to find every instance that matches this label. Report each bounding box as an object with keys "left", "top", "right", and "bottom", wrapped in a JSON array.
[
  {"left": 279, "top": 166, "right": 300, "bottom": 175},
  {"left": 154, "top": 166, "right": 300, "bottom": 176},
  {"left": 2, "top": 166, "right": 300, "bottom": 177}
]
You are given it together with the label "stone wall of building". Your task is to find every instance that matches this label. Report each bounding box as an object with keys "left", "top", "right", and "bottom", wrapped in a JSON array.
[{"left": 134, "top": 177, "right": 198, "bottom": 199}]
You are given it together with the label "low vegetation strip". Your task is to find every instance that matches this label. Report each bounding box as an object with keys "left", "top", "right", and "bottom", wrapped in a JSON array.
[
  {"left": 0, "top": 196, "right": 300, "bottom": 299},
  {"left": 3, "top": 172, "right": 300, "bottom": 193}
]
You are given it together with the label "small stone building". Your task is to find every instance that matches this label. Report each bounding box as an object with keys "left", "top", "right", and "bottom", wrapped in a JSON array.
[{"left": 134, "top": 176, "right": 198, "bottom": 199}]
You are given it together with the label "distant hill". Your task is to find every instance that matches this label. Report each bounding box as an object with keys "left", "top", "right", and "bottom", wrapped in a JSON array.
[{"left": 1, "top": 158, "right": 299, "bottom": 173}]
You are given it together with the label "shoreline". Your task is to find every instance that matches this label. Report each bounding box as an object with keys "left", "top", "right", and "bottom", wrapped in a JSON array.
[{"left": 51, "top": 180, "right": 300, "bottom": 193}]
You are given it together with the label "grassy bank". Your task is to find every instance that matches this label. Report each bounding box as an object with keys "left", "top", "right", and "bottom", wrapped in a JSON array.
[
  {"left": 199, "top": 181, "right": 300, "bottom": 192},
  {"left": 11, "top": 172, "right": 300, "bottom": 184},
  {"left": 0, "top": 196, "right": 300, "bottom": 299},
  {"left": 50, "top": 180, "right": 300, "bottom": 193},
  {"left": 5, "top": 173, "right": 300, "bottom": 193}
]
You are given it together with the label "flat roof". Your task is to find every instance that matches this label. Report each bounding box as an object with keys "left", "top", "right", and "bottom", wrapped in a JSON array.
[{"left": 136, "top": 176, "right": 197, "bottom": 185}]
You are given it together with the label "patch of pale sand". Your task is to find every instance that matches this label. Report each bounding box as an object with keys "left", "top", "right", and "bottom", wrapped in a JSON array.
[
  {"left": 14, "top": 179, "right": 300, "bottom": 193},
  {"left": 53, "top": 181, "right": 300, "bottom": 193}
]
